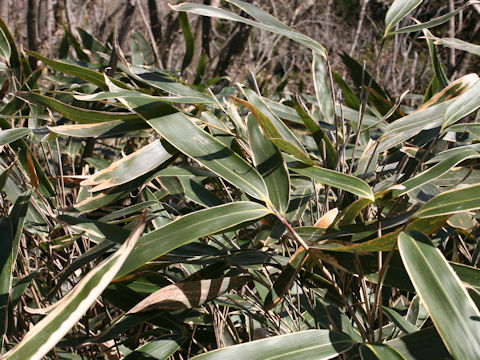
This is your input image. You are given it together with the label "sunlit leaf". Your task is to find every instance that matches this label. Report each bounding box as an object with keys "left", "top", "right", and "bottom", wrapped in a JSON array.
[
  {"left": 81, "top": 140, "right": 172, "bottom": 192},
  {"left": 385, "top": 0, "right": 423, "bottom": 36},
  {"left": 189, "top": 330, "right": 354, "bottom": 360},
  {"left": 399, "top": 231, "right": 480, "bottom": 359}
]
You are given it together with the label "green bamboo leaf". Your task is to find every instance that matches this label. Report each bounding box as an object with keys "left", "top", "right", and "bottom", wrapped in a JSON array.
[
  {"left": 48, "top": 119, "right": 147, "bottom": 138},
  {"left": 393, "top": 2, "right": 473, "bottom": 34},
  {"left": 292, "top": 165, "right": 374, "bottom": 201},
  {"left": 0, "top": 19, "right": 21, "bottom": 80},
  {"left": 419, "top": 73, "right": 477, "bottom": 112},
  {"left": 262, "top": 97, "right": 303, "bottom": 124},
  {"left": 393, "top": 149, "right": 480, "bottom": 197},
  {"left": 443, "top": 80, "right": 480, "bottom": 130},
  {"left": 398, "top": 231, "right": 480, "bottom": 359},
  {"left": 423, "top": 28, "right": 449, "bottom": 91},
  {"left": 17, "top": 92, "right": 139, "bottom": 124},
  {"left": 264, "top": 248, "right": 308, "bottom": 310},
  {"left": 190, "top": 330, "right": 353, "bottom": 360},
  {"left": 414, "top": 184, "right": 480, "bottom": 218},
  {"left": 74, "top": 168, "right": 165, "bottom": 213},
  {"left": 128, "top": 276, "right": 251, "bottom": 313},
  {"left": 76, "top": 27, "right": 108, "bottom": 53},
  {"left": 243, "top": 89, "right": 309, "bottom": 156},
  {"left": 293, "top": 96, "right": 337, "bottom": 169},
  {"left": 234, "top": 93, "right": 312, "bottom": 165},
  {"left": 329, "top": 216, "right": 448, "bottom": 253},
  {"left": 125, "top": 66, "right": 218, "bottom": 106},
  {"left": 370, "top": 73, "right": 479, "bottom": 155},
  {"left": 338, "top": 198, "right": 373, "bottom": 225},
  {"left": 385, "top": 0, "right": 423, "bottom": 36},
  {"left": 382, "top": 306, "right": 420, "bottom": 334},
  {"left": 0, "top": 26, "right": 11, "bottom": 62},
  {"left": 178, "top": 12, "right": 194, "bottom": 71},
  {"left": 386, "top": 327, "right": 450, "bottom": 360},
  {"left": 340, "top": 52, "right": 389, "bottom": 100},
  {"left": 450, "top": 262, "right": 480, "bottom": 292},
  {"left": 178, "top": 177, "right": 224, "bottom": 208},
  {"left": 376, "top": 100, "right": 452, "bottom": 154},
  {"left": 171, "top": 1, "right": 326, "bottom": 57},
  {"left": 148, "top": 112, "right": 268, "bottom": 201},
  {"left": 0, "top": 213, "right": 146, "bottom": 360},
  {"left": 361, "top": 344, "right": 406, "bottom": 360},
  {"left": 117, "top": 202, "right": 271, "bottom": 278},
  {"left": 0, "top": 192, "right": 31, "bottom": 336},
  {"left": 0, "top": 128, "right": 31, "bottom": 146},
  {"left": 130, "top": 32, "right": 155, "bottom": 66},
  {"left": 25, "top": 50, "right": 128, "bottom": 90},
  {"left": 312, "top": 52, "right": 334, "bottom": 124},
  {"left": 447, "top": 123, "right": 480, "bottom": 137},
  {"left": 432, "top": 37, "right": 480, "bottom": 56},
  {"left": 247, "top": 117, "right": 290, "bottom": 214},
  {"left": 81, "top": 140, "right": 172, "bottom": 192},
  {"left": 124, "top": 335, "right": 185, "bottom": 360},
  {"left": 0, "top": 163, "right": 13, "bottom": 192}
]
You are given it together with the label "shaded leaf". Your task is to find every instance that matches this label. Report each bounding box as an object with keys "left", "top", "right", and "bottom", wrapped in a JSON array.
[{"left": 0, "top": 213, "right": 146, "bottom": 360}]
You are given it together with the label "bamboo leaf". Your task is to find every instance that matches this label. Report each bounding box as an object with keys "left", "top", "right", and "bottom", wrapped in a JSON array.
[
  {"left": 148, "top": 112, "right": 268, "bottom": 201},
  {"left": 398, "top": 231, "right": 480, "bottom": 359},
  {"left": 0, "top": 128, "right": 31, "bottom": 146},
  {"left": 361, "top": 344, "right": 406, "bottom": 360},
  {"left": 124, "top": 335, "right": 185, "bottom": 360},
  {"left": 241, "top": 89, "right": 311, "bottom": 161},
  {"left": 414, "top": 184, "right": 480, "bottom": 218},
  {"left": 292, "top": 165, "right": 374, "bottom": 201},
  {"left": 312, "top": 52, "right": 334, "bottom": 124},
  {"left": 393, "top": 2, "right": 473, "bottom": 34},
  {"left": 17, "top": 92, "right": 139, "bottom": 124},
  {"left": 433, "top": 37, "right": 480, "bottom": 56},
  {"left": 294, "top": 96, "right": 337, "bottom": 169},
  {"left": 117, "top": 202, "right": 271, "bottom": 278},
  {"left": 25, "top": 50, "right": 129, "bottom": 90},
  {"left": 81, "top": 140, "right": 172, "bottom": 192},
  {"left": 393, "top": 149, "right": 480, "bottom": 197},
  {"left": 178, "top": 12, "right": 194, "bottom": 71},
  {"left": 0, "top": 213, "right": 146, "bottom": 360},
  {"left": 48, "top": 119, "right": 147, "bottom": 138},
  {"left": 385, "top": 0, "right": 423, "bottom": 36},
  {"left": 171, "top": 1, "right": 326, "bottom": 57},
  {"left": 330, "top": 216, "right": 448, "bottom": 253},
  {"left": 128, "top": 277, "right": 251, "bottom": 313},
  {"left": 386, "top": 327, "right": 450, "bottom": 360},
  {"left": 443, "top": 80, "right": 480, "bottom": 130},
  {"left": 0, "top": 192, "right": 31, "bottom": 336},
  {"left": 189, "top": 330, "right": 354, "bottom": 360},
  {"left": 247, "top": 117, "right": 290, "bottom": 214},
  {"left": 382, "top": 306, "right": 420, "bottom": 334}
]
